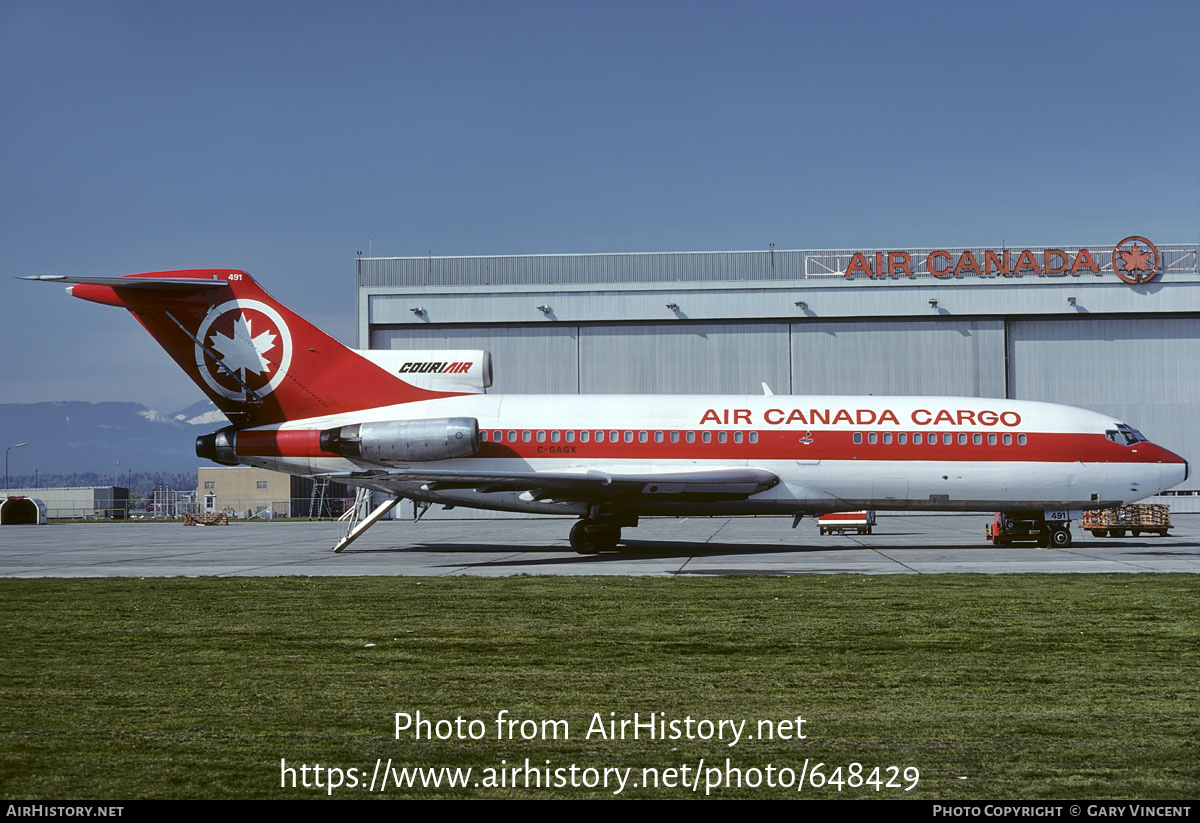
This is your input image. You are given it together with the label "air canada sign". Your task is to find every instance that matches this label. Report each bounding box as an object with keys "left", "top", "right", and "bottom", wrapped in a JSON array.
[{"left": 843, "top": 235, "right": 1160, "bottom": 285}]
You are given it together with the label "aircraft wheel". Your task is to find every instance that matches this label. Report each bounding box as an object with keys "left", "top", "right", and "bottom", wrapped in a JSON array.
[
  {"left": 1049, "top": 527, "right": 1072, "bottom": 548},
  {"left": 569, "top": 521, "right": 621, "bottom": 553},
  {"left": 592, "top": 524, "right": 621, "bottom": 550},
  {"left": 569, "top": 521, "right": 599, "bottom": 553}
]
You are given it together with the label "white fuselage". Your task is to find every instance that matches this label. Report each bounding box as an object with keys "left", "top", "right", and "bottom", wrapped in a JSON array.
[{"left": 232, "top": 394, "right": 1188, "bottom": 517}]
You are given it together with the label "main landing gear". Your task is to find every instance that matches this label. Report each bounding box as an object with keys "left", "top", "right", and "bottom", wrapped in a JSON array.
[
  {"left": 569, "top": 520, "right": 620, "bottom": 553},
  {"left": 569, "top": 510, "right": 638, "bottom": 553}
]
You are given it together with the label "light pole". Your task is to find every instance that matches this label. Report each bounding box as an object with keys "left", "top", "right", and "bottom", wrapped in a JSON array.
[{"left": 6, "top": 442, "right": 28, "bottom": 496}]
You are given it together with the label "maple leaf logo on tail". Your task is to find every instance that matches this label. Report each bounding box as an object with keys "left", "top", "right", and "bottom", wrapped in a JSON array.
[
  {"left": 209, "top": 313, "right": 278, "bottom": 380},
  {"left": 1112, "top": 236, "right": 1161, "bottom": 285},
  {"left": 194, "top": 299, "right": 294, "bottom": 402}
]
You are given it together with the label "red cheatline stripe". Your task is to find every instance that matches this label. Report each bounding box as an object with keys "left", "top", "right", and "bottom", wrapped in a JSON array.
[{"left": 231, "top": 428, "right": 1181, "bottom": 465}]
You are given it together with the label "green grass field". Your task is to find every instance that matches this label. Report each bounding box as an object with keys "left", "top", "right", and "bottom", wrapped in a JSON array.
[{"left": 0, "top": 574, "right": 1196, "bottom": 799}]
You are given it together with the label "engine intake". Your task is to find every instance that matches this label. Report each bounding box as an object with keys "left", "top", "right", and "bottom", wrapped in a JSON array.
[
  {"left": 196, "top": 426, "right": 239, "bottom": 466},
  {"left": 319, "top": 417, "right": 480, "bottom": 464}
]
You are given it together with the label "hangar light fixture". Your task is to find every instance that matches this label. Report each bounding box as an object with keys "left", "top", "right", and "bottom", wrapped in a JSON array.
[
  {"left": 794, "top": 301, "right": 807, "bottom": 310},
  {"left": 928, "top": 299, "right": 938, "bottom": 308},
  {"left": 666, "top": 303, "right": 679, "bottom": 311},
  {"left": 410, "top": 306, "right": 425, "bottom": 316},
  {"left": 537, "top": 305, "right": 552, "bottom": 314},
  {"left": 1067, "top": 296, "right": 1077, "bottom": 306}
]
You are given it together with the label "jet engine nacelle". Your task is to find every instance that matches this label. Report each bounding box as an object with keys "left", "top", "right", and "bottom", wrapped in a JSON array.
[
  {"left": 318, "top": 417, "right": 480, "bottom": 464},
  {"left": 196, "top": 427, "right": 239, "bottom": 466}
]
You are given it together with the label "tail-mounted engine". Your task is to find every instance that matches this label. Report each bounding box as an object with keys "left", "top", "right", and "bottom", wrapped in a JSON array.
[
  {"left": 196, "top": 418, "right": 481, "bottom": 467},
  {"left": 318, "top": 418, "right": 480, "bottom": 464},
  {"left": 195, "top": 427, "right": 239, "bottom": 466}
]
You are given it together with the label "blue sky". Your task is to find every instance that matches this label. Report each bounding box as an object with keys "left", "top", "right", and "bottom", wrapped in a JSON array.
[{"left": 1, "top": 0, "right": 1197, "bottom": 411}]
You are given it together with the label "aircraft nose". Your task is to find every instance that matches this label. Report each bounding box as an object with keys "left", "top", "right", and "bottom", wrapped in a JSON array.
[{"left": 1164, "top": 451, "right": 1188, "bottom": 487}]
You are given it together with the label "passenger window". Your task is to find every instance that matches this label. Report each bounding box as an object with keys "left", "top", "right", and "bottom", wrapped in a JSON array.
[
  {"left": 988, "top": 433, "right": 997, "bottom": 445},
  {"left": 957, "top": 433, "right": 967, "bottom": 445},
  {"left": 623, "top": 431, "right": 633, "bottom": 443},
  {"left": 566, "top": 430, "right": 575, "bottom": 443},
  {"left": 507, "top": 430, "right": 517, "bottom": 443},
  {"left": 898, "top": 433, "right": 907, "bottom": 445},
  {"left": 654, "top": 431, "right": 664, "bottom": 443},
  {"left": 972, "top": 433, "right": 982, "bottom": 445},
  {"left": 1003, "top": 433, "right": 1012, "bottom": 446},
  {"left": 686, "top": 431, "right": 696, "bottom": 443},
  {"left": 611, "top": 431, "right": 620, "bottom": 442},
  {"left": 536, "top": 430, "right": 546, "bottom": 442},
  {"left": 480, "top": 430, "right": 489, "bottom": 442},
  {"left": 522, "top": 431, "right": 532, "bottom": 443},
  {"left": 638, "top": 431, "right": 648, "bottom": 443},
  {"left": 580, "top": 431, "right": 590, "bottom": 443},
  {"left": 702, "top": 432, "right": 712, "bottom": 443},
  {"left": 749, "top": 432, "right": 758, "bottom": 443},
  {"left": 670, "top": 431, "right": 680, "bottom": 443},
  {"left": 853, "top": 432, "right": 862, "bottom": 444},
  {"left": 913, "top": 432, "right": 922, "bottom": 445},
  {"left": 943, "top": 433, "right": 953, "bottom": 445},
  {"left": 868, "top": 433, "right": 878, "bottom": 444},
  {"left": 734, "top": 431, "right": 743, "bottom": 444},
  {"left": 1018, "top": 433, "right": 1027, "bottom": 445},
  {"left": 882, "top": 433, "right": 892, "bottom": 445},
  {"left": 718, "top": 432, "right": 728, "bottom": 444}
]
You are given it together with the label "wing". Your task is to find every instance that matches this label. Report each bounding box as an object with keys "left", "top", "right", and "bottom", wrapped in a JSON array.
[{"left": 324, "top": 467, "right": 780, "bottom": 502}]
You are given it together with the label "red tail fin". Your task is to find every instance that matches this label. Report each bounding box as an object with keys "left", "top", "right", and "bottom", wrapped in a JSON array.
[{"left": 62, "top": 269, "right": 459, "bottom": 426}]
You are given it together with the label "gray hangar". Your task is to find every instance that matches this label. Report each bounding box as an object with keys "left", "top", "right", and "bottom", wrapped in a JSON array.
[{"left": 355, "top": 237, "right": 1200, "bottom": 513}]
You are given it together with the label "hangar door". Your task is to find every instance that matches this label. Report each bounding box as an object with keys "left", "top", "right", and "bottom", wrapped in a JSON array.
[
  {"left": 1007, "top": 316, "right": 1199, "bottom": 492},
  {"left": 791, "top": 319, "right": 1006, "bottom": 397}
]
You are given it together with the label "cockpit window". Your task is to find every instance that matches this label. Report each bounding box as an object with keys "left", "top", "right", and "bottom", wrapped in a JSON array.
[{"left": 1111, "top": 424, "right": 1147, "bottom": 446}]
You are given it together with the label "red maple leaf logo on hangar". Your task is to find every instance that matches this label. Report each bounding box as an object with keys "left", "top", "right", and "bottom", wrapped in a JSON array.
[{"left": 1111, "top": 236, "right": 1160, "bottom": 285}]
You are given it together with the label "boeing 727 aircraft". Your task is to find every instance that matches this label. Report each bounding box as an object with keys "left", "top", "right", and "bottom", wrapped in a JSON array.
[{"left": 24, "top": 269, "right": 1189, "bottom": 552}]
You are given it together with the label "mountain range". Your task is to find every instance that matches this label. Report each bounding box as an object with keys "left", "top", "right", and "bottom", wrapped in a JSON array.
[{"left": 1, "top": 399, "right": 228, "bottom": 480}]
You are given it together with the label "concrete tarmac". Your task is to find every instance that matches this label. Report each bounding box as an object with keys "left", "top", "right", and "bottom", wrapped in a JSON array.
[{"left": 1, "top": 514, "right": 1198, "bottom": 577}]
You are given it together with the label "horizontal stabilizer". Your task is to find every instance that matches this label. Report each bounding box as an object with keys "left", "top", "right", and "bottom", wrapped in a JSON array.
[{"left": 20, "top": 275, "right": 229, "bottom": 291}]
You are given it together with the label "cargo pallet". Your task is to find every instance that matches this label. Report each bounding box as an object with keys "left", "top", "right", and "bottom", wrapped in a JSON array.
[{"left": 1081, "top": 504, "right": 1170, "bottom": 538}]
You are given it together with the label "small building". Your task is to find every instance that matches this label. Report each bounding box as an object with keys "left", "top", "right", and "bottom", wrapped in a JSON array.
[
  {"left": 0, "top": 486, "right": 128, "bottom": 519},
  {"left": 197, "top": 467, "right": 351, "bottom": 518}
]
